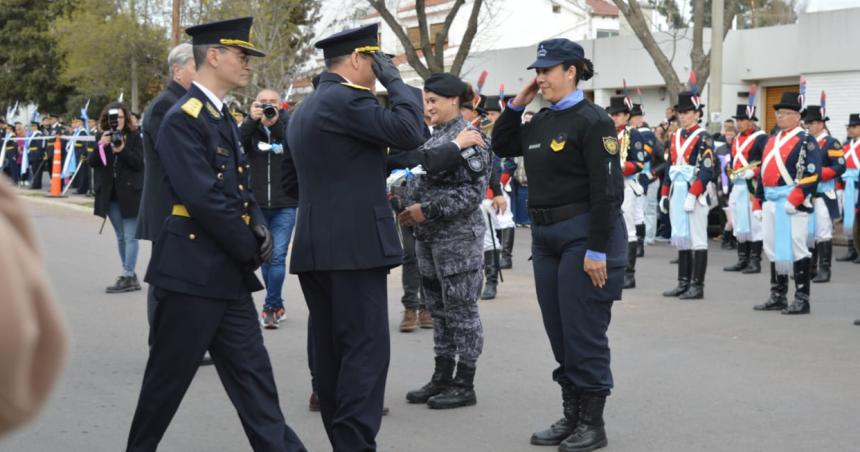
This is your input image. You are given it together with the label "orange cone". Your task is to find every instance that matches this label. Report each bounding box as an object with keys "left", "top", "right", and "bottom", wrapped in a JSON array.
[{"left": 48, "top": 136, "right": 63, "bottom": 197}]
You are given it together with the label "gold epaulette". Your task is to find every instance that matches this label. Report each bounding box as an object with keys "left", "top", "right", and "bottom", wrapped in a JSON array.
[
  {"left": 340, "top": 82, "right": 371, "bottom": 91},
  {"left": 797, "top": 174, "right": 818, "bottom": 185},
  {"left": 828, "top": 149, "right": 845, "bottom": 158},
  {"left": 181, "top": 98, "right": 203, "bottom": 118}
]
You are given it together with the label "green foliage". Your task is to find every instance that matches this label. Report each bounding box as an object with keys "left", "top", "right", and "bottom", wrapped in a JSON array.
[{"left": 0, "top": 0, "right": 74, "bottom": 113}]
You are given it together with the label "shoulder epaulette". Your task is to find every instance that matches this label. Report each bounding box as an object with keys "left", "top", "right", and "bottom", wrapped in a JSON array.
[
  {"left": 181, "top": 98, "right": 203, "bottom": 118},
  {"left": 340, "top": 82, "right": 371, "bottom": 92}
]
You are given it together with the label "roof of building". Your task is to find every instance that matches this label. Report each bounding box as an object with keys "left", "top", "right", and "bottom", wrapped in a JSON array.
[{"left": 586, "top": 0, "right": 619, "bottom": 17}]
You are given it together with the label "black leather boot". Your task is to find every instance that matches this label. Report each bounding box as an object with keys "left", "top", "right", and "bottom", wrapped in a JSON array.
[
  {"left": 808, "top": 246, "right": 818, "bottom": 280},
  {"left": 427, "top": 361, "right": 477, "bottom": 409},
  {"left": 559, "top": 393, "right": 608, "bottom": 452},
  {"left": 499, "top": 228, "right": 514, "bottom": 269},
  {"left": 106, "top": 276, "right": 134, "bottom": 294},
  {"left": 724, "top": 241, "right": 750, "bottom": 272},
  {"left": 754, "top": 263, "right": 788, "bottom": 311},
  {"left": 530, "top": 384, "right": 578, "bottom": 446},
  {"left": 406, "top": 356, "right": 455, "bottom": 403},
  {"left": 742, "top": 241, "right": 763, "bottom": 274},
  {"left": 481, "top": 250, "right": 499, "bottom": 300},
  {"left": 836, "top": 240, "right": 858, "bottom": 261},
  {"left": 720, "top": 232, "right": 734, "bottom": 250},
  {"left": 813, "top": 240, "right": 832, "bottom": 283},
  {"left": 623, "top": 242, "right": 637, "bottom": 289},
  {"left": 663, "top": 250, "right": 692, "bottom": 297},
  {"left": 635, "top": 224, "right": 645, "bottom": 257},
  {"left": 679, "top": 249, "right": 707, "bottom": 300},
  {"left": 783, "top": 258, "right": 811, "bottom": 315}
]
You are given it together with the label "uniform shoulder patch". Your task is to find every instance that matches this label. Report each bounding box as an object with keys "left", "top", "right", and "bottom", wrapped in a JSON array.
[
  {"left": 603, "top": 136, "right": 619, "bottom": 155},
  {"left": 340, "top": 82, "right": 371, "bottom": 92},
  {"left": 205, "top": 102, "right": 221, "bottom": 119},
  {"left": 181, "top": 98, "right": 203, "bottom": 118}
]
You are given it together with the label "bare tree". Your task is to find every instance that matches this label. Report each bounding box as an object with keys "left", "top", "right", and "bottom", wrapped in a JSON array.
[
  {"left": 367, "top": 0, "right": 484, "bottom": 79},
  {"left": 613, "top": 0, "right": 739, "bottom": 103}
]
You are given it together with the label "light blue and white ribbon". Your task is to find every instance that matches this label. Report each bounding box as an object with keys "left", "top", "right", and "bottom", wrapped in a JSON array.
[
  {"left": 669, "top": 165, "right": 696, "bottom": 249},
  {"left": 731, "top": 178, "right": 752, "bottom": 242},
  {"left": 765, "top": 185, "right": 796, "bottom": 275},
  {"left": 843, "top": 168, "right": 859, "bottom": 235}
]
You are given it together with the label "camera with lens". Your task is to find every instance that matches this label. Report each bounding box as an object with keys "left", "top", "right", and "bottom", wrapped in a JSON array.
[
  {"left": 260, "top": 103, "right": 278, "bottom": 120},
  {"left": 107, "top": 108, "right": 124, "bottom": 147}
]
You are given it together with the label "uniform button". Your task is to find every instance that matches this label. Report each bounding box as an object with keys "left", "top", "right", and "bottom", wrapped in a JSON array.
[
  {"left": 189, "top": 233, "right": 196, "bottom": 240},
  {"left": 244, "top": 202, "right": 249, "bottom": 208},
  {"left": 217, "top": 172, "right": 224, "bottom": 180},
  {"left": 238, "top": 166, "right": 244, "bottom": 174},
  {"left": 239, "top": 184, "right": 244, "bottom": 191},
  {"left": 220, "top": 164, "right": 226, "bottom": 170}
]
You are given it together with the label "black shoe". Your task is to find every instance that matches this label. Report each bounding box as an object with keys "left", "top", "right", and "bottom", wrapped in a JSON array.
[
  {"left": 663, "top": 250, "right": 692, "bottom": 297},
  {"left": 128, "top": 274, "right": 142, "bottom": 291},
  {"left": 836, "top": 240, "right": 858, "bottom": 262},
  {"left": 623, "top": 241, "right": 637, "bottom": 289},
  {"left": 531, "top": 384, "right": 578, "bottom": 446},
  {"left": 742, "top": 241, "right": 763, "bottom": 274},
  {"left": 106, "top": 276, "right": 134, "bottom": 293},
  {"left": 406, "top": 356, "right": 455, "bottom": 404},
  {"left": 812, "top": 241, "right": 832, "bottom": 283},
  {"left": 559, "top": 393, "right": 608, "bottom": 452},
  {"left": 754, "top": 263, "right": 789, "bottom": 311},
  {"left": 481, "top": 250, "right": 499, "bottom": 300},
  {"left": 427, "top": 362, "right": 477, "bottom": 409},
  {"left": 724, "top": 241, "right": 750, "bottom": 272},
  {"left": 679, "top": 249, "right": 707, "bottom": 300},
  {"left": 499, "top": 228, "right": 514, "bottom": 269},
  {"left": 635, "top": 224, "right": 645, "bottom": 257},
  {"left": 783, "top": 258, "right": 811, "bottom": 315},
  {"left": 721, "top": 233, "right": 736, "bottom": 250},
  {"left": 854, "top": 319, "right": 860, "bottom": 326}
]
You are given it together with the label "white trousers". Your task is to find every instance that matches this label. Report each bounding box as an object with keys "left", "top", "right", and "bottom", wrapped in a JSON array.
[
  {"left": 810, "top": 197, "right": 833, "bottom": 243},
  {"left": 644, "top": 182, "right": 659, "bottom": 243},
  {"left": 687, "top": 199, "right": 710, "bottom": 251},
  {"left": 621, "top": 183, "right": 638, "bottom": 243},
  {"left": 482, "top": 199, "right": 501, "bottom": 252},
  {"left": 727, "top": 183, "right": 763, "bottom": 242},
  {"left": 762, "top": 201, "right": 811, "bottom": 263}
]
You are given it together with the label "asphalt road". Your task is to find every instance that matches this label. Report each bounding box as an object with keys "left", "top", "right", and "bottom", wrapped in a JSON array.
[{"left": 2, "top": 199, "right": 860, "bottom": 452}]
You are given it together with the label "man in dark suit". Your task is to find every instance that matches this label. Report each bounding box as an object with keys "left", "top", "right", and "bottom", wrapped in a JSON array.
[
  {"left": 286, "top": 24, "right": 425, "bottom": 451},
  {"left": 136, "top": 42, "right": 196, "bottom": 338},
  {"left": 126, "top": 17, "right": 305, "bottom": 452}
]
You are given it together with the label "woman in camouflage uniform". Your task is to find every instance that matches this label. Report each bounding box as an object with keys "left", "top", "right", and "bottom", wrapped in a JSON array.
[{"left": 397, "top": 73, "right": 492, "bottom": 409}]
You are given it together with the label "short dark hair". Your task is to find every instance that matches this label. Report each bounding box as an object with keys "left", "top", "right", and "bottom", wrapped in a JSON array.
[
  {"left": 561, "top": 59, "right": 594, "bottom": 85},
  {"left": 324, "top": 54, "right": 349, "bottom": 69},
  {"left": 192, "top": 44, "right": 223, "bottom": 70}
]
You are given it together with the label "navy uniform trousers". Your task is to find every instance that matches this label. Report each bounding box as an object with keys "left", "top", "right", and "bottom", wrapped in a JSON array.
[
  {"left": 126, "top": 287, "right": 305, "bottom": 452},
  {"left": 531, "top": 212, "right": 627, "bottom": 395},
  {"left": 298, "top": 268, "right": 390, "bottom": 452}
]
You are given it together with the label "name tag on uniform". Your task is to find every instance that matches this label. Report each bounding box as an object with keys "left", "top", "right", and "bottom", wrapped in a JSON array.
[
  {"left": 528, "top": 143, "right": 541, "bottom": 150},
  {"left": 215, "top": 147, "right": 231, "bottom": 157}
]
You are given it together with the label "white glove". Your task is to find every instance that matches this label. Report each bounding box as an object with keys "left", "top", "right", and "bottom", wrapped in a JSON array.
[
  {"left": 683, "top": 193, "right": 697, "bottom": 212},
  {"left": 659, "top": 196, "right": 670, "bottom": 214},
  {"left": 741, "top": 169, "right": 755, "bottom": 180},
  {"left": 784, "top": 201, "right": 797, "bottom": 216},
  {"left": 753, "top": 210, "right": 762, "bottom": 221}
]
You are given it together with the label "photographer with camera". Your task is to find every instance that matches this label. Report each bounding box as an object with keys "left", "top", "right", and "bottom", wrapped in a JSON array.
[
  {"left": 88, "top": 102, "right": 144, "bottom": 293},
  {"left": 240, "top": 88, "right": 297, "bottom": 329}
]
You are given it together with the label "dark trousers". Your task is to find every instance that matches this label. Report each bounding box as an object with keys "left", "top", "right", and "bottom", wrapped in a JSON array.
[
  {"left": 145, "top": 284, "right": 158, "bottom": 347},
  {"left": 74, "top": 159, "right": 91, "bottom": 194},
  {"left": 298, "top": 268, "right": 390, "bottom": 452},
  {"left": 530, "top": 213, "right": 626, "bottom": 395},
  {"left": 399, "top": 224, "right": 424, "bottom": 310},
  {"left": 127, "top": 287, "right": 305, "bottom": 452},
  {"left": 29, "top": 159, "right": 44, "bottom": 189}
]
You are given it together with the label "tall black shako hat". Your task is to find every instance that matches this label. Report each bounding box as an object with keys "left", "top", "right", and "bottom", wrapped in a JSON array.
[
  {"left": 631, "top": 104, "right": 643, "bottom": 117},
  {"left": 801, "top": 105, "right": 828, "bottom": 122},
  {"left": 424, "top": 73, "right": 467, "bottom": 98},
  {"left": 606, "top": 96, "right": 631, "bottom": 115},
  {"left": 481, "top": 95, "right": 513, "bottom": 113},
  {"left": 528, "top": 38, "right": 586, "bottom": 69},
  {"left": 315, "top": 23, "right": 381, "bottom": 59},
  {"left": 675, "top": 91, "right": 704, "bottom": 113},
  {"left": 186, "top": 17, "right": 265, "bottom": 57},
  {"left": 773, "top": 92, "right": 802, "bottom": 111},
  {"left": 732, "top": 104, "right": 758, "bottom": 121},
  {"left": 848, "top": 113, "right": 860, "bottom": 127}
]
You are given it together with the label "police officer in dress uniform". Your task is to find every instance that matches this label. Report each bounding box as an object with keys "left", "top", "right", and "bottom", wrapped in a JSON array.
[
  {"left": 839, "top": 113, "right": 860, "bottom": 263},
  {"left": 659, "top": 91, "right": 715, "bottom": 300},
  {"left": 801, "top": 104, "right": 844, "bottom": 282},
  {"left": 629, "top": 103, "right": 656, "bottom": 256},
  {"left": 607, "top": 95, "right": 648, "bottom": 289},
  {"left": 285, "top": 24, "right": 426, "bottom": 451},
  {"left": 724, "top": 103, "right": 769, "bottom": 274},
  {"left": 493, "top": 39, "right": 625, "bottom": 452},
  {"left": 752, "top": 92, "right": 822, "bottom": 315},
  {"left": 398, "top": 73, "right": 492, "bottom": 410},
  {"left": 126, "top": 18, "right": 305, "bottom": 452},
  {"left": 25, "top": 121, "right": 44, "bottom": 189}
]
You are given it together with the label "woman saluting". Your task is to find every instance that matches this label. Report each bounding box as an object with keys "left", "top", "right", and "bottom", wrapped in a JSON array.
[{"left": 492, "top": 39, "right": 626, "bottom": 452}]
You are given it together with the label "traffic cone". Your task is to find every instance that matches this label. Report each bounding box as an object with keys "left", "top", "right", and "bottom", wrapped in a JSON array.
[{"left": 47, "top": 136, "right": 64, "bottom": 197}]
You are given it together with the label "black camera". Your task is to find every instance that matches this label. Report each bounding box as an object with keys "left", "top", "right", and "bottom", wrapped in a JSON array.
[
  {"left": 107, "top": 108, "right": 124, "bottom": 147},
  {"left": 260, "top": 103, "right": 278, "bottom": 120}
]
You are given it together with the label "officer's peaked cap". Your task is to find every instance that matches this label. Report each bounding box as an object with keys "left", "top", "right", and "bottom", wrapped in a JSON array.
[
  {"left": 315, "top": 23, "right": 381, "bottom": 59},
  {"left": 186, "top": 16, "right": 266, "bottom": 57}
]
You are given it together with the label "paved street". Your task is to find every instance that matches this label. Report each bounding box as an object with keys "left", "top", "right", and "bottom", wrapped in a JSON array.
[{"left": 3, "top": 197, "right": 860, "bottom": 452}]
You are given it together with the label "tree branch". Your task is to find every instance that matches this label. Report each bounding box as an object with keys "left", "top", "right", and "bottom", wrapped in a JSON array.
[
  {"left": 434, "top": 0, "right": 465, "bottom": 71},
  {"left": 367, "top": 0, "right": 431, "bottom": 79},
  {"left": 449, "top": 0, "right": 482, "bottom": 76},
  {"left": 415, "top": 0, "right": 440, "bottom": 71}
]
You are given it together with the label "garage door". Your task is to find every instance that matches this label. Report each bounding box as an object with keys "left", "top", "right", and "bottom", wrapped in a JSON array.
[{"left": 764, "top": 85, "right": 799, "bottom": 133}]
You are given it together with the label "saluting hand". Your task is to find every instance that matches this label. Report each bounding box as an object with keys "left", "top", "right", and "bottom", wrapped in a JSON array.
[
  {"left": 398, "top": 203, "right": 426, "bottom": 228},
  {"left": 511, "top": 77, "right": 539, "bottom": 109},
  {"left": 583, "top": 257, "right": 607, "bottom": 288}
]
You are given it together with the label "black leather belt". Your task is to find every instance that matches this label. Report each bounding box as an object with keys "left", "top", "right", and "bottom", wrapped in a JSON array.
[{"left": 529, "top": 202, "right": 588, "bottom": 226}]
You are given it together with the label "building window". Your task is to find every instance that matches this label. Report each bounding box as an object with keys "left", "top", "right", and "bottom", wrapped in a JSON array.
[
  {"left": 596, "top": 29, "right": 619, "bottom": 38},
  {"left": 407, "top": 23, "right": 448, "bottom": 49},
  {"left": 552, "top": 3, "right": 561, "bottom": 13}
]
